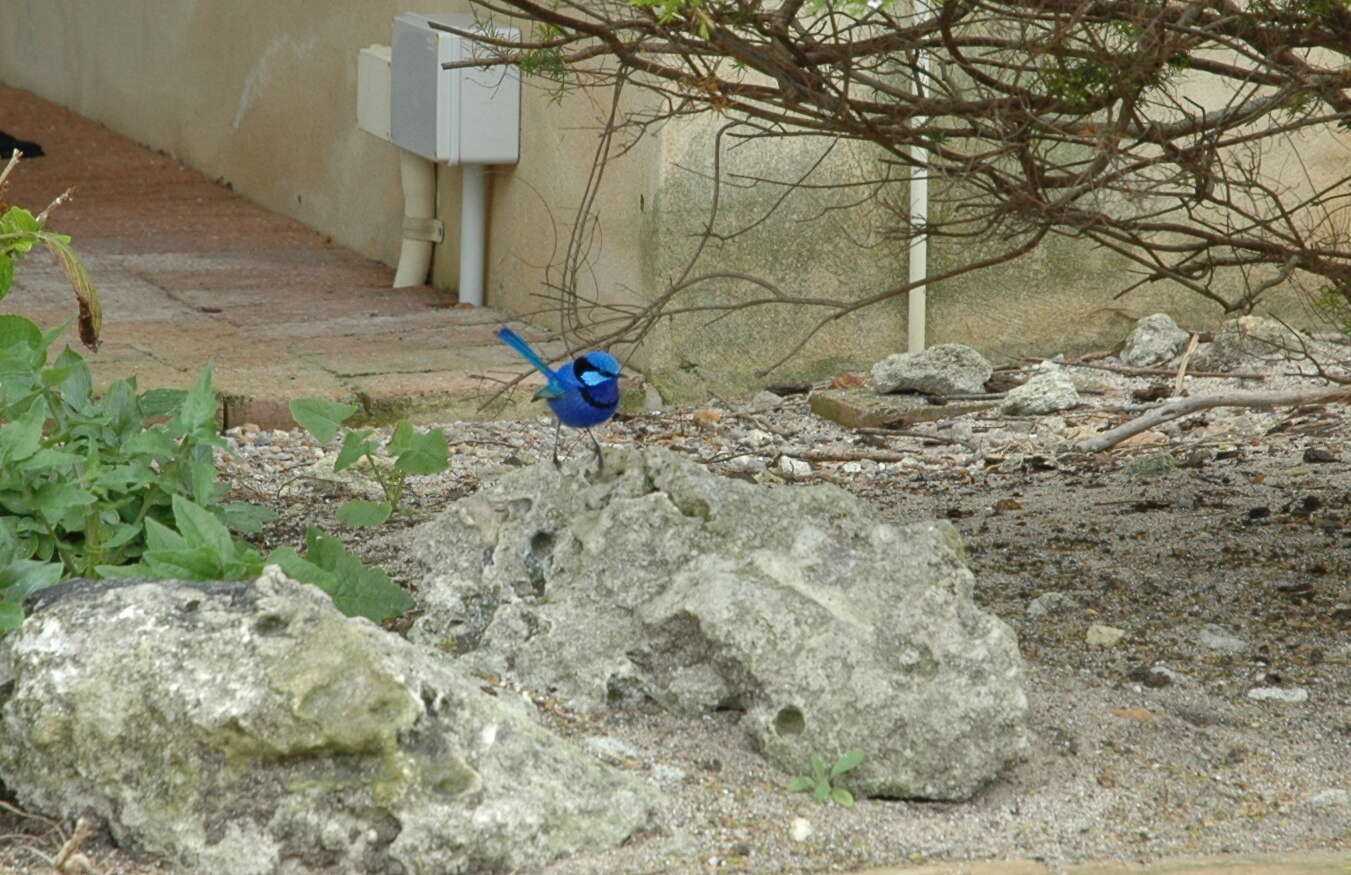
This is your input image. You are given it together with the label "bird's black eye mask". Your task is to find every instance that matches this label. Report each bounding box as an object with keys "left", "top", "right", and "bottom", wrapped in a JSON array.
[{"left": 574, "top": 356, "right": 619, "bottom": 385}]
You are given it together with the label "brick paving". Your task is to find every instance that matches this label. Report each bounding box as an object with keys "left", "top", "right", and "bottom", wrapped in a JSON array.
[{"left": 0, "top": 83, "right": 555, "bottom": 428}]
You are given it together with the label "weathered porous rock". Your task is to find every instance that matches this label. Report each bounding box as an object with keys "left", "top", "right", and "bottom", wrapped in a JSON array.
[
  {"left": 409, "top": 446, "right": 1028, "bottom": 800},
  {"left": 1192, "top": 315, "right": 1313, "bottom": 372},
  {"left": 1000, "top": 368, "right": 1080, "bottom": 415},
  {"left": 1120, "top": 313, "right": 1190, "bottom": 366},
  {"left": 0, "top": 569, "right": 655, "bottom": 875},
  {"left": 870, "top": 343, "right": 993, "bottom": 395}
]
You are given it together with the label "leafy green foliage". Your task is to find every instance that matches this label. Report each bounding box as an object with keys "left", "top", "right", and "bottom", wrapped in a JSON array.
[
  {"left": 788, "top": 750, "right": 865, "bottom": 807},
  {"left": 269, "top": 528, "right": 415, "bottom": 622},
  {"left": 629, "top": 0, "right": 704, "bottom": 24},
  {"left": 289, "top": 397, "right": 358, "bottom": 443},
  {"left": 102, "top": 502, "right": 414, "bottom": 623},
  {"left": 0, "top": 327, "right": 239, "bottom": 572},
  {"left": 0, "top": 327, "right": 417, "bottom": 635},
  {"left": 290, "top": 398, "right": 450, "bottom": 526},
  {"left": 1314, "top": 283, "right": 1351, "bottom": 335},
  {"left": 0, "top": 316, "right": 288, "bottom": 629}
]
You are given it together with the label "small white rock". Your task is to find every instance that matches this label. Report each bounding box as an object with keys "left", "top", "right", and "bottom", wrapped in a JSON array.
[
  {"left": 1086, "top": 623, "right": 1126, "bottom": 647},
  {"left": 776, "top": 456, "right": 812, "bottom": 480},
  {"left": 789, "top": 817, "right": 813, "bottom": 842},
  {"left": 650, "top": 763, "right": 688, "bottom": 785},
  {"left": 1027, "top": 591, "right": 1079, "bottom": 617},
  {"left": 1198, "top": 623, "right": 1248, "bottom": 653},
  {"left": 1304, "top": 789, "right": 1350, "bottom": 807},
  {"left": 742, "top": 429, "right": 776, "bottom": 447},
  {"left": 724, "top": 456, "right": 767, "bottom": 475},
  {"left": 745, "top": 390, "right": 784, "bottom": 413},
  {"left": 1246, "top": 686, "right": 1309, "bottom": 703}
]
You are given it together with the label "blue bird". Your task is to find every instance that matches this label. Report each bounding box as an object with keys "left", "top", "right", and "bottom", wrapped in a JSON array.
[{"left": 495, "top": 326, "right": 621, "bottom": 468}]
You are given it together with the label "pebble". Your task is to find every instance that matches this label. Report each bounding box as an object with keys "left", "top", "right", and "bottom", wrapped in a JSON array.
[
  {"left": 1246, "top": 686, "right": 1309, "bottom": 703},
  {"left": 1197, "top": 624, "right": 1249, "bottom": 653},
  {"left": 745, "top": 390, "right": 784, "bottom": 413},
  {"left": 1027, "top": 591, "right": 1079, "bottom": 617},
  {"left": 789, "top": 818, "right": 813, "bottom": 842},
  {"left": 650, "top": 763, "right": 688, "bottom": 785},
  {"left": 776, "top": 456, "right": 812, "bottom": 480},
  {"left": 723, "top": 456, "right": 767, "bottom": 475},
  {"left": 1304, "top": 789, "right": 1350, "bottom": 807},
  {"left": 1086, "top": 624, "right": 1126, "bottom": 647},
  {"left": 740, "top": 429, "right": 776, "bottom": 448}
]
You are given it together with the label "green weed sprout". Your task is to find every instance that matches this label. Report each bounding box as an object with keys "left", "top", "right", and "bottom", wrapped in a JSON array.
[{"left": 788, "top": 750, "right": 865, "bottom": 807}]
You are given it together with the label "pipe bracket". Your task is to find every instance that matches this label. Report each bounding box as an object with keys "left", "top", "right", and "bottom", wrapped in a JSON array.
[{"left": 402, "top": 216, "right": 445, "bottom": 243}]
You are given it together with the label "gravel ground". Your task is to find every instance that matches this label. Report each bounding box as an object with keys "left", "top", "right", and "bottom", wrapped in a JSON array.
[{"left": 2, "top": 348, "right": 1349, "bottom": 874}]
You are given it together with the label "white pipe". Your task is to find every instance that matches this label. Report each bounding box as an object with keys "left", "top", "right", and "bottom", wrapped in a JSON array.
[
  {"left": 458, "top": 163, "right": 486, "bottom": 307},
  {"left": 908, "top": 149, "right": 928, "bottom": 353},
  {"left": 908, "top": 0, "right": 933, "bottom": 353},
  {"left": 394, "top": 150, "right": 438, "bottom": 288}
]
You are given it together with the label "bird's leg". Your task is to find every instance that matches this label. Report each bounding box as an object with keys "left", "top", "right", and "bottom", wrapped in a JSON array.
[
  {"left": 552, "top": 420, "right": 563, "bottom": 468},
  {"left": 586, "top": 428, "right": 605, "bottom": 472}
]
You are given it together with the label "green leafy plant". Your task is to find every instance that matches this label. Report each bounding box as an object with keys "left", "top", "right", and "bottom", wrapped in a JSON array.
[
  {"left": 0, "top": 152, "right": 102, "bottom": 350},
  {"left": 267, "top": 527, "right": 415, "bottom": 622},
  {"left": 103, "top": 495, "right": 413, "bottom": 623},
  {"left": 788, "top": 750, "right": 865, "bottom": 807},
  {"left": 0, "top": 320, "right": 284, "bottom": 629},
  {"left": 290, "top": 398, "right": 450, "bottom": 527}
]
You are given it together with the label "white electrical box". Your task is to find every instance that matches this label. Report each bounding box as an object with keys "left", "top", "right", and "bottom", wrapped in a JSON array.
[{"left": 390, "top": 12, "right": 521, "bottom": 165}]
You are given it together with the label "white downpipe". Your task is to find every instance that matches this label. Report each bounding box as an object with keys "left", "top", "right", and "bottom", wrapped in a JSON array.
[
  {"left": 394, "top": 150, "right": 440, "bottom": 288},
  {"left": 908, "top": 0, "right": 933, "bottom": 353},
  {"left": 458, "top": 163, "right": 486, "bottom": 307},
  {"left": 908, "top": 148, "right": 928, "bottom": 353}
]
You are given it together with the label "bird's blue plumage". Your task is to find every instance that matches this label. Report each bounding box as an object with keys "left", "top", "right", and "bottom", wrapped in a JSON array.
[{"left": 496, "top": 327, "right": 621, "bottom": 465}]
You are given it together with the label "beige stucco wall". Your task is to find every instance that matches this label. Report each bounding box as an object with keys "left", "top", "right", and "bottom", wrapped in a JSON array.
[{"left": 0, "top": 2, "right": 1342, "bottom": 400}]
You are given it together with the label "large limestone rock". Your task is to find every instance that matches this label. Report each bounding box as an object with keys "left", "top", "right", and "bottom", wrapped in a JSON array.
[
  {"left": 1000, "top": 367, "right": 1080, "bottom": 415},
  {"left": 0, "top": 569, "right": 655, "bottom": 875},
  {"left": 1120, "top": 313, "right": 1190, "bottom": 366},
  {"left": 870, "top": 343, "right": 993, "bottom": 395},
  {"left": 409, "top": 446, "right": 1028, "bottom": 801},
  {"left": 1192, "top": 315, "right": 1319, "bottom": 372}
]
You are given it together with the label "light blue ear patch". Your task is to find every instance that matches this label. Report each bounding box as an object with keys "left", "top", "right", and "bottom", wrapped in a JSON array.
[{"left": 580, "top": 370, "right": 610, "bottom": 386}]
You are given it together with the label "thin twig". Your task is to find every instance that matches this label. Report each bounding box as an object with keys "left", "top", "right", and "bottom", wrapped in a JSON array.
[
  {"left": 781, "top": 447, "right": 914, "bottom": 463},
  {"left": 1171, "top": 333, "right": 1200, "bottom": 396},
  {"left": 49, "top": 814, "right": 96, "bottom": 873},
  {"left": 854, "top": 427, "right": 971, "bottom": 446},
  {"left": 1018, "top": 357, "right": 1266, "bottom": 381},
  {"left": 0, "top": 149, "right": 21, "bottom": 190},
  {"left": 35, "top": 187, "right": 75, "bottom": 226}
]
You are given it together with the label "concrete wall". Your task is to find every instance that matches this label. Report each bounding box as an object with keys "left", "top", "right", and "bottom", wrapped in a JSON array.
[{"left": 0, "top": 2, "right": 1341, "bottom": 400}]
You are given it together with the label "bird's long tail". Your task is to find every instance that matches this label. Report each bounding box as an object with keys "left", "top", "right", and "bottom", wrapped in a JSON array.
[{"left": 495, "top": 327, "right": 556, "bottom": 379}]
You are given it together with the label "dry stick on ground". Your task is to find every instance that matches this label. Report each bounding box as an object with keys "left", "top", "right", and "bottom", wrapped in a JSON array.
[
  {"left": 1171, "top": 334, "right": 1201, "bottom": 397},
  {"left": 782, "top": 447, "right": 914, "bottom": 463},
  {"left": 47, "top": 815, "right": 96, "bottom": 874},
  {"left": 1074, "top": 387, "right": 1351, "bottom": 453},
  {"left": 855, "top": 427, "right": 972, "bottom": 447},
  {"left": 1017, "top": 357, "right": 1267, "bottom": 381}
]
